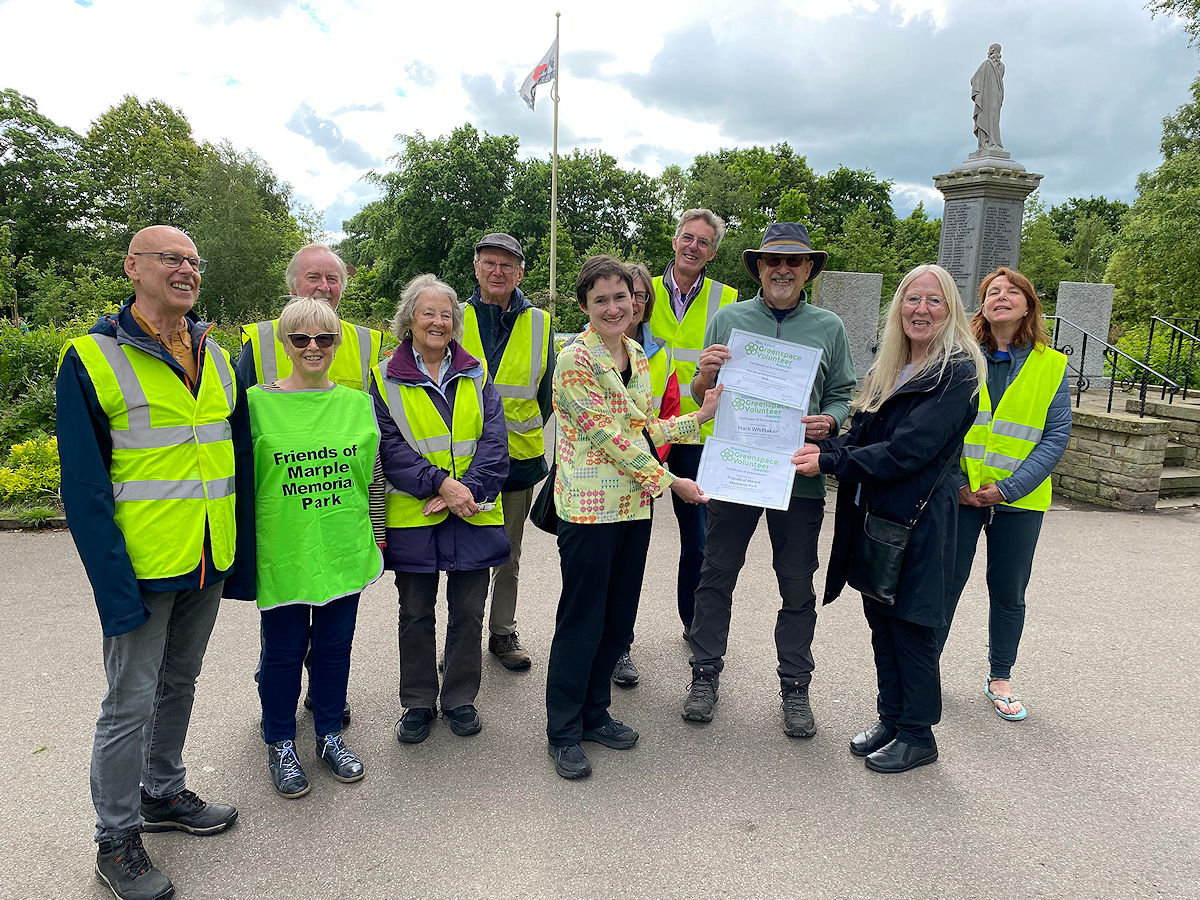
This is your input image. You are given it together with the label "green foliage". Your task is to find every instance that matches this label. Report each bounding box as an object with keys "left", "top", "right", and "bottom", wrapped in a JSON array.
[
  {"left": 891, "top": 203, "right": 942, "bottom": 280},
  {"left": 0, "top": 321, "right": 79, "bottom": 447},
  {"left": 20, "top": 261, "right": 126, "bottom": 326},
  {"left": 810, "top": 165, "right": 896, "bottom": 238},
  {"left": 0, "top": 435, "right": 60, "bottom": 505},
  {"left": 825, "top": 205, "right": 900, "bottom": 297},
  {"left": 1113, "top": 322, "right": 1200, "bottom": 389},
  {"left": 703, "top": 228, "right": 763, "bottom": 300},
  {"left": 1146, "top": 0, "right": 1200, "bottom": 45},
  {"left": 1162, "top": 75, "right": 1200, "bottom": 159},
  {"left": 682, "top": 143, "right": 817, "bottom": 232},
  {"left": 337, "top": 265, "right": 396, "bottom": 328},
  {"left": 1018, "top": 194, "right": 1073, "bottom": 301}
]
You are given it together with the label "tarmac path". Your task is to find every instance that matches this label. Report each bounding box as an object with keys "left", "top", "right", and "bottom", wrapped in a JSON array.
[{"left": 1, "top": 500, "right": 1197, "bottom": 899}]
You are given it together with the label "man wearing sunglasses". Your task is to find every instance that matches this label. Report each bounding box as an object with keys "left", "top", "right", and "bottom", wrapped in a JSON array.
[
  {"left": 681, "top": 222, "right": 856, "bottom": 741},
  {"left": 56, "top": 225, "right": 252, "bottom": 900},
  {"left": 458, "top": 232, "right": 553, "bottom": 672},
  {"left": 649, "top": 209, "right": 740, "bottom": 642}
]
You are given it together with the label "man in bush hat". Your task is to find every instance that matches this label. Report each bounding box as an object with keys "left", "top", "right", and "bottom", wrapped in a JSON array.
[{"left": 680, "top": 222, "right": 856, "bottom": 739}]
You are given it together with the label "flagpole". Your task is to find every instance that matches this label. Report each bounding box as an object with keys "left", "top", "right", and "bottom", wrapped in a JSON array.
[{"left": 549, "top": 11, "right": 561, "bottom": 331}]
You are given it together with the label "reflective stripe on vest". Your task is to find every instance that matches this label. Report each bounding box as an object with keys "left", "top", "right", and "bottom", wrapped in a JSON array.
[
  {"left": 376, "top": 364, "right": 504, "bottom": 529},
  {"left": 647, "top": 344, "right": 672, "bottom": 413},
  {"left": 460, "top": 303, "right": 550, "bottom": 460},
  {"left": 650, "top": 276, "right": 738, "bottom": 437},
  {"left": 960, "top": 346, "right": 1068, "bottom": 512},
  {"left": 69, "top": 332, "right": 238, "bottom": 578},
  {"left": 241, "top": 318, "right": 381, "bottom": 391}
]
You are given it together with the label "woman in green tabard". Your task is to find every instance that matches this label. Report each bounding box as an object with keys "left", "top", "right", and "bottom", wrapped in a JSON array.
[{"left": 248, "top": 296, "right": 384, "bottom": 799}]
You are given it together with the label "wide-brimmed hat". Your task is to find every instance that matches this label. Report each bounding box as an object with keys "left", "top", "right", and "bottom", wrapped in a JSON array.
[
  {"left": 743, "top": 222, "right": 827, "bottom": 283},
  {"left": 475, "top": 232, "right": 524, "bottom": 262}
]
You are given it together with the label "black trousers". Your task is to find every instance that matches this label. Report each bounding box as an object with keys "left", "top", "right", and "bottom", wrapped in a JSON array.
[
  {"left": 667, "top": 443, "right": 708, "bottom": 627},
  {"left": 688, "top": 496, "right": 824, "bottom": 685},
  {"left": 546, "top": 517, "right": 651, "bottom": 746},
  {"left": 863, "top": 601, "right": 941, "bottom": 748}
]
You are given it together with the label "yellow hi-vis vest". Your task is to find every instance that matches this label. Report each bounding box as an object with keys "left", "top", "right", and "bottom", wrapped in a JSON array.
[
  {"left": 646, "top": 342, "right": 673, "bottom": 414},
  {"left": 241, "top": 318, "right": 383, "bottom": 391},
  {"left": 650, "top": 274, "right": 738, "bottom": 438},
  {"left": 65, "top": 331, "right": 238, "bottom": 578},
  {"left": 374, "top": 363, "right": 505, "bottom": 529},
  {"left": 460, "top": 303, "right": 550, "bottom": 460},
  {"left": 961, "top": 344, "right": 1068, "bottom": 512}
]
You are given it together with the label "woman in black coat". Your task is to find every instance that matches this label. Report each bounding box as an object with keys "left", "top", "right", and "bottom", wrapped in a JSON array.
[{"left": 794, "top": 264, "right": 984, "bottom": 773}]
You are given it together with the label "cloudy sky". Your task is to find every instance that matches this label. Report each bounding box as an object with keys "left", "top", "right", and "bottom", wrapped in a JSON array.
[{"left": 1, "top": 0, "right": 1197, "bottom": 235}]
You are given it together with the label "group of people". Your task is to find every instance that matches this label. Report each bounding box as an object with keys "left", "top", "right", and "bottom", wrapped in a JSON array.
[{"left": 56, "top": 208, "right": 1069, "bottom": 900}]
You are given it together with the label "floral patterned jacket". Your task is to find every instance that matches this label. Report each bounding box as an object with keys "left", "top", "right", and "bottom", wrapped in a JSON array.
[{"left": 552, "top": 326, "right": 700, "bottom": 524}]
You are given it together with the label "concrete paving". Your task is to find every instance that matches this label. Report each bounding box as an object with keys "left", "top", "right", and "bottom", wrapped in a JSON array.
[{"left": 1, "top": 499, "right": 1197, "bottom": 900}]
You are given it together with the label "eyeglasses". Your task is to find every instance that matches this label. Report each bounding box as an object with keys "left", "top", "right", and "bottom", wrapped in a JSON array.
[
  {"left": 761, "top": 255, "right": 809, "bottom": 269},
  {"left": 132, "top": 251, "right": 207, "bottom": 273},
  {"left": 678, "top": 233, "right": 713, "bottom": 251},
  {"left": 902, "top": 295, "right": 946, "bottom": 309},
  {"left": 478, "top": 260, "right": 517, "bottom": 275},
  {"left": 632, "top": 291, "right": 651, "bottom": 302},
  {"left": 287, "top": 332, "right": 337, "bottom": 349}
]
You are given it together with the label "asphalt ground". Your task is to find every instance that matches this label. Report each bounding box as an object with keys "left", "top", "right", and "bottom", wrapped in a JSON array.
[{"left": 1, "top": 498, "right": 1197, "bottom": 900}]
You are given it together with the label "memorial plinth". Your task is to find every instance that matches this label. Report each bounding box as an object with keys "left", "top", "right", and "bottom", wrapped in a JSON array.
[{"left": 933, "top": 155, "right": 1042, "bottom": 309}]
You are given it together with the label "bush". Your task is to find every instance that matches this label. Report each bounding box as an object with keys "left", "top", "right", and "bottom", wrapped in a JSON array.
[
  {"left": 1114, "top": 323, "right": 1200, "bottom": 390},
  {"left": 0, "top": 436, "right": 60, "bottom": 505},
  {"left": 0, "top": 321, "right": 82, "bottom": 448}
]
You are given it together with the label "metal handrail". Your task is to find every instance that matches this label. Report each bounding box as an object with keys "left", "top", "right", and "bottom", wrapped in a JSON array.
[
  {"left": 1147, "top": 316, "right": 1199, "bottom": 401},
  {"left": 1048, "top": 316, "right": 1180, "bottom": 416}
]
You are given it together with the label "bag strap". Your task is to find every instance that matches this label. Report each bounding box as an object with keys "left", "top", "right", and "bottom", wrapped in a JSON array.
[{"left": 906, "top": 451, "right": 958, "bottom": 527}]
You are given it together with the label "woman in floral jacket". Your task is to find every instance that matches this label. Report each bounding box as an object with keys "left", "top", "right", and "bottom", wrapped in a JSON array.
[{"left": 544, "top": 255, "right": 719, "bottom": 780}]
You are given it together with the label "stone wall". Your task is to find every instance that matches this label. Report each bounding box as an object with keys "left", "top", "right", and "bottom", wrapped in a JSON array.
[
  {"left": 1052, "top": 410, "right": 1169, "bottom": 510},
  {"left": 814, "top": 271, "right": 883, "bottom": 379},
  {"left": 1128, "top": 399, "right": 1200, "bottom": 466}
]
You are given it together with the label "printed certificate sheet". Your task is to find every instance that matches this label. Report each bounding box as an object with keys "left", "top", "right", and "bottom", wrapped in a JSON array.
[
  {"left": 696, "top": 437, "right": 796, "bottom": 511},
  {"left": 713, "top": 390, "right": 807, "bottom": 449},
  {"left": 717, "top": 329, "right": 823, "bottom": 409}
]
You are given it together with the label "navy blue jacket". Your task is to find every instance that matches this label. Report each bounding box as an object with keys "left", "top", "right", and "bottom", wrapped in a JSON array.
[
  {"left": 371, "top": 339, "right": 510, "bottom": 573},
  {"left": 56, "top": 297, "right": 256, "bottom": 636}
]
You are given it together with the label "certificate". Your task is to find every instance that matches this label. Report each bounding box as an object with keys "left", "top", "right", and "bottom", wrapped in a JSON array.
[
  {"left": 718, "top": 328, "right": 823, "bottom": 409},
  {"left": 696, "top": 437, "right": 796, "bottom": 511},
  {"left": 714, "top": 390, "right": 806, "bottom": 450}
]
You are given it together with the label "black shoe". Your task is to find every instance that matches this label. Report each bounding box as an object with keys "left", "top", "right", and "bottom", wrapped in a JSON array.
[
  {"left": 780, "top": 680, "right": 816, "bottom": 738},
  {"left": 547, "top": 743, "right": 592, "bottom": 779},
  {"left": 865, "top": 738, "right": 939, "bottom": 773},
  {"left": 96, "top": 828, "right": 174, "bottom": 900},
  {"left": 611, "top": 651, "right": 639, "bottom": 688},
  {"left": 303, "top": 690, "right": 352, "bottom": 729},
  {"left": 443, "top": 704, "right": 482, "bottom": 736},
  {"left": 139, "top": 788, "right": 237, "bottom": 835},
  {"left": 681, "top": 667, "right": 719, "bottom": 722},
  {"left": 582, "top": 719, "right": 639, "bottom": 750},
  {"left": 849, "top": 721, "right": 895, "bottom": 757},
  {"left": 395, "top": 707, "right": 435, "bottom": 744},
  {"left": 317, "top": 732, "right": 365, "bottom": 782},
  {"left": 267, "top": 740, "right": 310, "bottom": 798}
]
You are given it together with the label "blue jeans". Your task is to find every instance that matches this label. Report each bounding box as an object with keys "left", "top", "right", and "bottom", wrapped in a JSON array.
[
  {"left": 91, "top": 582, "right": 223, "bottom": 842},
  {"left": 668, "top": 443, "right": 707, "bottom": 627}
]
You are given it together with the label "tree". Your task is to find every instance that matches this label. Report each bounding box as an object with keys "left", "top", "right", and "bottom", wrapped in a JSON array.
[
  {"left": 1018, "top": 195, "right": 1074, "bottom": 303},
  {"left": 809, "top": 165, "right": 895, "bottom": 239},
  {"left": 1146, "top": 0, "right": 1200, "bottom": 45},
  {"left": 682, "top": 143, "right": 817, "bottom": 232},
  {"left": 1161, "top": 74, "right": 1200, "bottom": 159},
  {"left": 891, "top": 203, "right": 942, "bottom": 276},
  {"left": 825, "top": 204, "right": 901, "bottom": 298},
  {"left": 1046, "top": 196, "right": 1130, "bottom": 245}
]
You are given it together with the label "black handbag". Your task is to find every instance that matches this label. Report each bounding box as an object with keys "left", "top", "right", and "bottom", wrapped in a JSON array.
[
  {"left": 847, "top": 452, "right": 957, "bottom": 606},
  {"left": 529, "top": 459, "right": 558, "bottom": 535}
]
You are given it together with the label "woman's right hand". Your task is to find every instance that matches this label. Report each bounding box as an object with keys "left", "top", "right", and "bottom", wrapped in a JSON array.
[
  {"left": 670, "top": 477, "right": 708, "bottom": 505},
  {"left": 438, "top": 477, "right": 480, "bottom": 518}
]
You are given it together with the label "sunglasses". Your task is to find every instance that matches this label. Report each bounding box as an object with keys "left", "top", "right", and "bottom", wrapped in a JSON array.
[
  {"left": 761, "top": 254, "right": 810, "bottom": 268},
  {"left": 287, "top": 332, "right": 337, "bottom": 349}
]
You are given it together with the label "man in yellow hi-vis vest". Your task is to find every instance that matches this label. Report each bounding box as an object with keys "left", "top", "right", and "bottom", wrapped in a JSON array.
[
  {"left": 56, "top": 226, "right": 252, "bottom": 900},
  {"left": 650, "top": 209, "right": 739, "bottom": 639},
  {"left": 459, "top": 233, "right": 553, "bottom": 671}
]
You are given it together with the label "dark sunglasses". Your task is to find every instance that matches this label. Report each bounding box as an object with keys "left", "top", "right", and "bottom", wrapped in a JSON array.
[
  {"left": 761, "top": 254, "right": 809, "bottom": 268},
  {"left": 287, "top": 332, "right": 337, "bottom": 349}
]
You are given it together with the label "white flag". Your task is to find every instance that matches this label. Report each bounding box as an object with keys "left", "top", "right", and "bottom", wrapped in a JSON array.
[{"left": 519, "top": 38, "right": 557, "bottom": 111}]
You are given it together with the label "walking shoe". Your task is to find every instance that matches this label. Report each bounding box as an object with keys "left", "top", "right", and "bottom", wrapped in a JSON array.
[
  {"left": 488, "top": 631, "right": 532, "bottom": 670},
  {"left": 303, "top": 690, "right": 352, "bottom": 729},
  {"left": 547, "top": 743, "right": 592, "bottom": 779},
  {"left": 865, "top": 738, "right": 939, "bottom": 773},
  {"left": 96, "top": 828, "right": 174, "bottom": 900},
  {"left": 267, "top": 740, "right": 310, "bottom": 799},
  {"left": 611, "top": 651, "right": 640, "bottom": 687},
  {"left": 582, "top": 719, "right": 639, "bottom": 749},
  {"left": 681, "top": 667, "right": 719, "bottom": 722},
  {"left": 780, "top": 680, "right": 816, "bottom": 738},
  {"left": 395, "top": 707, "right": 435, "bottom": 744},
  {"left": 139, "top": 788, "right": 238, "bottom": 835},
  {"left": 317, "top": 732, "right": 365, "bottom": 782},
  {"left": 443, "top": 704, "right": 482, "bottom": 736}
]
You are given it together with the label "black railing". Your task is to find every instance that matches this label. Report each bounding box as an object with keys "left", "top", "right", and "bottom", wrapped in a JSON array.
[
  {"left": 1049, "top": 316, "right": 1180, "bottom": 416},
  {"left": 1146, "top": 316, "right": 1199, "bottom": 400}
]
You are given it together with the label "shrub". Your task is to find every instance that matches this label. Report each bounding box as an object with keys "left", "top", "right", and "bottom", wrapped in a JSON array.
[
  {"left": 0, "top": 436, "right": 60, "bottom": 505},
  {"left": 0, "top": 322, "right": 82, "bottom": 448}
]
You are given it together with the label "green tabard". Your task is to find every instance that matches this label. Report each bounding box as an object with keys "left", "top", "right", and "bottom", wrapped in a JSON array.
[{"left": 248, "top": 385, "right": 383, "bottom": 610}]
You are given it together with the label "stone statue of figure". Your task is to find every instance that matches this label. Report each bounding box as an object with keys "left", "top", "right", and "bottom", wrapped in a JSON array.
[{"left": 971, "top": 43, "right": 1005, "bottom": 153}]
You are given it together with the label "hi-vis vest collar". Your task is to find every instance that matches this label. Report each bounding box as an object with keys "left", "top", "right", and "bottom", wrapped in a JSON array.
[{"left": 249, "top": 318, "right": 377, "bottom": 391}]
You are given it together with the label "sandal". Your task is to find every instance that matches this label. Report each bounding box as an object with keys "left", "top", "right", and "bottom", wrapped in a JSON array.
[{"left": 985, "top": 678, "right": 1027, "bottom": 721}]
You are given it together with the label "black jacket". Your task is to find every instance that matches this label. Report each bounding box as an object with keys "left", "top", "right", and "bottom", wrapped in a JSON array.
[{"left": 818, "top": 358, "right": 979, "bottom": 627}]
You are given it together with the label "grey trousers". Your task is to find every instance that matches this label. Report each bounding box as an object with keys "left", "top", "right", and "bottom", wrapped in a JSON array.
[
  {"left": 91, "top": 581, "right": 223, "bottom": 841},
  {"left": 487, "top": 486, "right": 533, "bottom": 636},
  {"left": 396, "top": 569, "right": 489, "bottom": 711}
]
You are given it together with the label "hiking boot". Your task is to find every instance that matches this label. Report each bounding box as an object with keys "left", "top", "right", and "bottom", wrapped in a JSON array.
[
  {"left": 96, "top": 828, "right": 174, "bottom": 900},
  {"left": 267, "top": 740, "right": 310, "bottom": 799},
  {"left": 547, "top": 743, "right": 592, "bottom": 779},
  {"left": 443, "top": 704, "right": 482, "bottom": 736},
  {"left": 582, "top": 719, "right": 639, "bottom": 749},
  {"left": 395, "top": 707, "right": 435, "bottom": 744},
  {"left": 681, "top": 667, "right": 719, "bottom": 722},
  {"left": 139, "top": 788, "right": 237, "bottom": 835},
  {"left": 317, "top": 732, "right": 365, "bottom": 783},
  {"left": 781, "top": 680, "right": 816, "bottom": 738},
  {"left": 303, "top": 690, "right": 351, "bottom": 729},
  {"left": 488, "top": 631, "right": 532, "bottom": 670},
  {"left": 611, "top": 651, "right": 639, "bottom": 687}
]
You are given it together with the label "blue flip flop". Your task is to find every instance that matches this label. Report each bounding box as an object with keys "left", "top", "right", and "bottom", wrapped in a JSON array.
[{"left": 985, "top": 679, "right": 1028, "bottom": 721}]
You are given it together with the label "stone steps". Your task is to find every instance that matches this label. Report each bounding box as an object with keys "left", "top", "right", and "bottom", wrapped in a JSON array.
[
  {"left": 1165, "top": 441, "right": 1187, "bottom": 465},
  {"left": 1158, "top": 465, "right": 1200, "bottom": 497}
]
